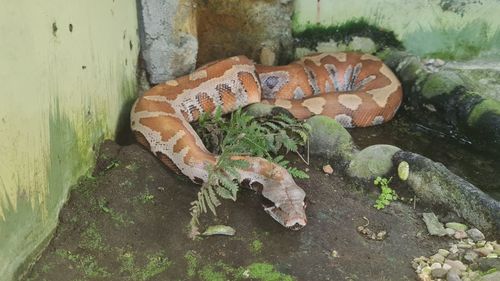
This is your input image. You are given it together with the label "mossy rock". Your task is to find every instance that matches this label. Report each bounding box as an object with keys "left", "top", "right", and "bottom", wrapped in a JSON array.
[
  {"left": 393, "top": 150, "right": 500, "bottom": 236},
  {"left": 347, "top": 145, "right": 401, "bottom": 180},
  {"left": 306, "top": 116, "right": 356, "bottom": 165},
  {"left": 467, "top": 99, "right": 500, "bottom": 126},
  {"left": 421, "top": 71, "right": 465, "bottom": 99}
]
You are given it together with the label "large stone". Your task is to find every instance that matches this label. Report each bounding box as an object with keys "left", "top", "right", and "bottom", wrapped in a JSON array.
[
  {"left": 138, "top": 0, "right": 198, "bottom": 84},
  {"left": 306, "top": 116, "right": 357, "bottom": 166},
  {"left": 347, "top": 145, "right": 401, "bottom": 180},
  {"left": 393, "top": 151, "right": 500, "bottom": 236},
  {"left": 477, "top": 257, "right": 500, "bottom": 272},
  {"left": 480, "top": 271, "right": 500, "bottom": 281}
]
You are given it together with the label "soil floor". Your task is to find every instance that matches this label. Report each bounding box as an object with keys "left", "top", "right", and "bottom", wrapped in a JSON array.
[{"left": 24, "top": 140, "right": 451, "bottom": 281}]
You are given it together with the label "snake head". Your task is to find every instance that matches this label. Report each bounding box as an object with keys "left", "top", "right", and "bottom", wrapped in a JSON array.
[
  {"left": 259, "top": 175, "right": 307, "bottom": 230},
  {"left": 262, "top": 184, "right": 307, "bottom": 230},
  {"left": 238, "top": 157, "right": 307, "bottom": 230}
]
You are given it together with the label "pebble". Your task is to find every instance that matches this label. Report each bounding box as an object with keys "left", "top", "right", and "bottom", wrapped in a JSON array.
[
  {"left": 445, "top": 259, "right": 467, "bottom": 272},
  {"left": 463, "top": 250, "right": 479, "bottom": 263},
  {"left": 446, "top": 228, "right": 456, "bottom": 236},
  {"left": 446, "top": 269, "right": 462, "bottom": 281},
  {"left": 446, "top": 222, "right": 468, "bottom": 232},
  {"left": 431, "top": 253, "right": 445, "bottom": 264},
  {"left": 418, "top": 273, "right": 432, "bottom": 281},
  {"left": 466, "top": 228, "right": 485, "bottom": 242},
  {"left": 322, "top": 164, "right": 333, "bottom": 174},
  {"left": 454, "top": 230, "right": 468, "bottom": 239},
  {"left": 432, "top": 267, "right": 449, "bottom": 278},
  {"left": 438, "top": 249, "right": 450, "bottom": 257},
  {"left": 475, "top": 245, "right": 494, "bottom": 257},
  {"left": 430, "top": 263, "right": 442, "bottom": 270}
]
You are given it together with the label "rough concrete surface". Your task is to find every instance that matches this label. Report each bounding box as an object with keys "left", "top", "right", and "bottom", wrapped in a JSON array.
[{"left": 138, "top": 0, "right": 198, "bottom": 84}]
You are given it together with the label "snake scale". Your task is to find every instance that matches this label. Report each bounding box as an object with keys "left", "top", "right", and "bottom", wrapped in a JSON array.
[{"left": 131, "top": 52, "right": 403, "bottom": 230}]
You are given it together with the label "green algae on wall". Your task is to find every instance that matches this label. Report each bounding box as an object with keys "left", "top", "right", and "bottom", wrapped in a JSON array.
[
  {"left": 293, "top": 18, "right": 403, "bottom": 52},
  {"left": 0, "top": 0, "right": 139, "bottom": 280},
  {"left": 293, "top": 0, "right": 500, "bottom": 60}
]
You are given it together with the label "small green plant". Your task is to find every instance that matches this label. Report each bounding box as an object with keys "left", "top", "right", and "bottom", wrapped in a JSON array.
[
  {"left": 373, "top": 177, "right": 398, "bottom": 210},
  {"left": 189, "top": 107, "right": 311, "bottom": 237}
]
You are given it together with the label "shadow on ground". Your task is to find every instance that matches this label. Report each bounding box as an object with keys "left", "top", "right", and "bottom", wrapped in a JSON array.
[{"left": 25, "top": 141, "right": 448, "bottom": 281}]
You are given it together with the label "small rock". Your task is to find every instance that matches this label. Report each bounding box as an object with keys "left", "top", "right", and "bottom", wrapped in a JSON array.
[
  {"left": 454, "top": 230, "right": 468, "bottom": 239},
  {"left": 446, "top": 269, "right": 462, "bottom": 281},
  {"left": 418, "top": 273, "right": 432, "bottom": 281},
  {"left": 430, "top": 262, "right": 442, "bottom": 270},
  {"left": 431, "top": 253, "right": 446, "bottom": 264},
  {"left": 446, "top": 228, "right": 456, "bottom": 236},
  {"left": 463, "top": 250, "right": 479, "bottom": 263},
  {"left": 486, "top": 253, "right": 498, "bottom": 258},
  {"left": 432, "top": 267, "right": 449, "bottom": 279},
  {"left": 442, "top": 263, "right": 452, "bottom": 271},
  {"left": 323, "top": 164, "right": 333, "bottom": 174},
  {"left": 445, "top": 259, "right": 467, "bottom": 272},
  {"left": 450, "top": 244, "right": 459, "bottom": 254},
  {"left": 448, "top": 252, "right": 460, "bottom": 260},
  {"left": 446, "top": 222, "right": 468, "bottom": 232},
  {"left": 477, "top": 241, "right": 487, "bottom": 247},
  {"left": 438, "top": 249, "right": 450, "bottom": 257},
  {"left": 480, "top": 271, "right": 500, "bottom": 281},
  {"left": 475, "top": 245, "right": 494, "bottom": 257},
  {"left": 457, "top": 241, "right": 473, "bottom": 249},
  {"left": 422, "top": 212, "right": 448, "bottom": 236},
  {"left": 466, "top": 228, "right": 485, "bottom": 242}
]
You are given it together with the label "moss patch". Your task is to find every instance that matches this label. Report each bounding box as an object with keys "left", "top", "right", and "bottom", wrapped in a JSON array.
[
  {"left": 293, "top": 18, "right": 403, "bottom": 51},
  {"left": 250, "top": 239, "right": 263, "bottom": 254},
  {"left": 79, "top": 223, "right": 106, "bottom": 251},
  {"left": 468, "top": 99, "right": 500, "bottom": 126},
  {"left": 118, "top": 250, "right": 172, "bottom": 281},
  {"left": 246, "top": 263, "right": 295, "bottom": 281},
  {"left": 184, "top": 250, "right": 199, "bottom": 278}
]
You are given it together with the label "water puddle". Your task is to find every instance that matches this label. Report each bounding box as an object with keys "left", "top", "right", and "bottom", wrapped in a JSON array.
[{"left": 349, "top": 112, "right": 500, "bottom": 201}]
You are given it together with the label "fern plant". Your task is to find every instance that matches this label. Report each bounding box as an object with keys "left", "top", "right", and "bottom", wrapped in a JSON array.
[{"left": 189, "top": 107, "right": 311, "bottom": 237}]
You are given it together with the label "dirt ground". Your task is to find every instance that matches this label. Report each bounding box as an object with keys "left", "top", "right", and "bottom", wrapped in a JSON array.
[{"left": 24, "top": 140, "right": 450, "bottom": 281}]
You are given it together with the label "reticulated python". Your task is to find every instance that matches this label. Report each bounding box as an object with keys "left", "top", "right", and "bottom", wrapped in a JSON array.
[{"left": 131, "top": 52, "right": 403, "bottom": 230}]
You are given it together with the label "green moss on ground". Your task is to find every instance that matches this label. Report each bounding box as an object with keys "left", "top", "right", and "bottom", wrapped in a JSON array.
[{"left": 293, "top": 18, "right": 403, "bottom": 51}]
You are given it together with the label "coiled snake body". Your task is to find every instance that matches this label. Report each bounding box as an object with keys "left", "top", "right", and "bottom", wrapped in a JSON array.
[{"left": 131, "top": 52, "right": 402, "bottom": 230}]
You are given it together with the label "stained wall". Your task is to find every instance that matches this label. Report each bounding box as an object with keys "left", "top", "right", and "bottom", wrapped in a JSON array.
[{"left": 0, "top": 1, "right": 139, "bottom": 279}]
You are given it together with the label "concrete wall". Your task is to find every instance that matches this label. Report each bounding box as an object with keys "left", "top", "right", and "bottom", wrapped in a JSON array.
[
  {"left": 294, "top": 0, "right": 500, "bottom": 60},
  {"left": 137, "top": 0, "right": 198, "bottom": 84},
  {"left": 0, "top": 0, "right": 139, "bottom": 280}
]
